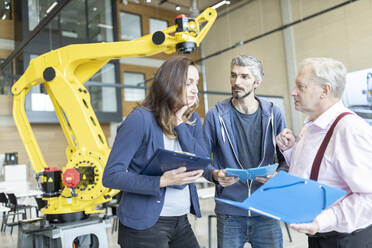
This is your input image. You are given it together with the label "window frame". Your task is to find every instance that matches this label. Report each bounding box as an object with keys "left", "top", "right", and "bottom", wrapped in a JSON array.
[
  {"left": 0, "top": 58, "right": 13, "bottom": 95},
  {"left": 119, "top": 11, "right": 143, "bottom": 41},
  {"left": 148, "top": 17, "right": 168, "bottom": 34},
  {"left": 123, "top": 71, "right": 146, "bottom": 102}
]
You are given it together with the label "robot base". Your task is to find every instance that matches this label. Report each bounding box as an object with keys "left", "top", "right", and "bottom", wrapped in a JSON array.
[
  {"left": 46, "top": 211, "right": 88, "bottom": 223},
  {"left": 17, "top": 216, "right": 109, "bottom": 248}
]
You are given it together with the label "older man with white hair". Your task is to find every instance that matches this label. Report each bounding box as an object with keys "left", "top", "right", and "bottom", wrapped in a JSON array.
[{"left": 276, "top": 57, "right": 372, "bottom": 248}]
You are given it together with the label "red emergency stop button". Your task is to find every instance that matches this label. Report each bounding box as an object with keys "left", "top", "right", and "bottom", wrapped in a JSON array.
[{"left": 63, "top": 168, "right": 80, "bottom": 188}]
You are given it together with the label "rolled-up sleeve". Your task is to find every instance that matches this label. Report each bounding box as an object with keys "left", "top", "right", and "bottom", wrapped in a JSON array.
[{"left": 316, "top": 118, "right": 372, "bottom": 233}]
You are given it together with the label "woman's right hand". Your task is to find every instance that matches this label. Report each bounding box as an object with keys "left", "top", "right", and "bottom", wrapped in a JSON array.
[
  {"left": 175, "top": 105, "right": 189, "bottom": 126},
  {"left": 160, "top": 167, "right": 203, "bottom": 188}
]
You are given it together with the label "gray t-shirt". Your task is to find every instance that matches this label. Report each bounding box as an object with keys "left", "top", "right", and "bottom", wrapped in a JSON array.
[{"left": 232, "top": 104, "right": 262, "bottom": 169}]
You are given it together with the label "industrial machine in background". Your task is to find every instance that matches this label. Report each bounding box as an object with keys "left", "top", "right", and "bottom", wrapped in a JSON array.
[
  {"left": 348, "top": 72, "right": 372, "bottom": 125},
  {"left": 12, "top": 8, "right": 217, "bottom": 247},
  {"left": 365, "top": 73, "right": 372, "bottom": 104}
]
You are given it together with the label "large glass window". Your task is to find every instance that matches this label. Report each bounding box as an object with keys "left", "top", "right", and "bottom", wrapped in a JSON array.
[
  {"left": 149, "top": 18, "right": 168, "bottom": 34},
  {"left": 120, "top": 12, "right": 142, "bottom": 40},
  {"left": 123, "top": 72, "right": 145, "bottom": 101},
  {"left": 27, "top": 0, "right": 114, "bottom": 42},
  {"left": 88, "top": 0, "right": 114, "bottom": 42},
  {"left": 0, "top": 59, "right": 12, "bottom": 95},
  {"left": 88, "top": 63, "right": 117, "bottom": 112},
  {"left": 22, "top": 0, "right": 120, "bottom": 122},
  {"left": 60, "top": 0, "right": 86, "bottom": 39},
  {"left": 28, "top": 0, "right": 58, "bottom": 31}
]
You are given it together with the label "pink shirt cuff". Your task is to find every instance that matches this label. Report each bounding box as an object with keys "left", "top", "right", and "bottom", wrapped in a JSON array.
[
  {"left": 315, "top": 208, "right": 338, "bottom": 233},
  {"left": 281, "top": 147, "right": 294, "bottom": 165}
]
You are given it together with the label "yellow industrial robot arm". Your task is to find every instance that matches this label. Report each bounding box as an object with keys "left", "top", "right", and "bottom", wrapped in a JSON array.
[{"left": 11, "top": 8, "right": 216, "bottom": 218}]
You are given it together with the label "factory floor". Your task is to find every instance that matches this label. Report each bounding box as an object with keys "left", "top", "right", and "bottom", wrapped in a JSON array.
[{"left": 0, "top": 197, "right": 308, "bottom": 248}]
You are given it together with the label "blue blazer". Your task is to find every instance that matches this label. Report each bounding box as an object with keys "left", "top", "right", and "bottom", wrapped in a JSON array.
[{"left": 102, "top": 107, "right": 207, "bottom": 230}]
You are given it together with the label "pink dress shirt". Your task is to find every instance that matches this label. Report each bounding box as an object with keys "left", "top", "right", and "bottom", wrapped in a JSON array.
[{"left": 283, "top": 101, "right": 372, "bottom": 233}]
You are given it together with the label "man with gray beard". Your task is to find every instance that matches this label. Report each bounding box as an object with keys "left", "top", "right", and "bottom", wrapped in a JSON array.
[{"left": 203, "top": 55, "right": 287, "bottom": 248}]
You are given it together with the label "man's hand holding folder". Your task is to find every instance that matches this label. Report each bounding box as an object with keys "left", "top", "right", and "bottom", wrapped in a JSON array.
[
  {"left": 212, "top": 164, "right": 279, "bottom": 187},
  {"left": 215, "top": 171, "right": 346, "bottom": 225},
  {"left": 212, "top": 169, "right": 239, "bottom": 187},
  {"left": 225, "top": 164, "right": 279, "bottom": 182}
]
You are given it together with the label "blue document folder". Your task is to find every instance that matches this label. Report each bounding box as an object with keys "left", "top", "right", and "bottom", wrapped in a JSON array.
[
  {"left": 142, "top": 148, "right": 212, "bottom": 176},
  {"left": 215, "top": 171, "right": 346, "bottom": 223},
  {"left": 225, "top": 163, "right": 279, "bottom": 180}
]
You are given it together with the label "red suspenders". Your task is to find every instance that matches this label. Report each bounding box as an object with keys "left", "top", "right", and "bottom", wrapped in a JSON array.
[{"left": 310, "top": 112, "right": 352, "bottom": 181}]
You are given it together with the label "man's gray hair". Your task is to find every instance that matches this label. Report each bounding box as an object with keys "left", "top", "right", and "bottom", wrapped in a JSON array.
[
  {"left": 300, "top": 57, "right": 347, "bottom": 98},
  {"left": 231, "top": 55, "right": 264, "bottom": 81}
]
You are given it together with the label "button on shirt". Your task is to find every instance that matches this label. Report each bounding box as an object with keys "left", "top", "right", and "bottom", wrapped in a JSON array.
[{"left": 283, "top": 101, "right": 372, "bottom": 233}]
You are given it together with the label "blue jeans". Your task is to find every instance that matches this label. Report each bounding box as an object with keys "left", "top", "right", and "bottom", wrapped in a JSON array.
[{"left": 217, "top": 214, "right": 283, "bottom": 248}]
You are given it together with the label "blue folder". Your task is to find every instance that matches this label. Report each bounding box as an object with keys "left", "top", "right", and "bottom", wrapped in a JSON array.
[
  {"left": 225, "top": 163, "right": 279, "bottom": 180},
  {"left": 142, "top": 148, "right": 212, "bottom": 176},
  {"left": 215, "top": 171, "right": 346, "bottom": 223}
]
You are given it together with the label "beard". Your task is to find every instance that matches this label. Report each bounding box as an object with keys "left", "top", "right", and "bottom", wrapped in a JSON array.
[{"left": 231, "top": 86, "right": 254, "bottom": 99}]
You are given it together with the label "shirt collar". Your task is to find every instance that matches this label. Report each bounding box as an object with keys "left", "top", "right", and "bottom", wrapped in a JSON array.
[{"left": 304, "top": 101, "right": 347, "bottom": 130}]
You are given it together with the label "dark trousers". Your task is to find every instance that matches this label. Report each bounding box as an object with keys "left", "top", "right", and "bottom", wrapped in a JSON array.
[
  {"left": 308, "top": 225, "right": 372, "bottom": 248},
  {"left": 118, "top": 215, "right": 199, "bottom": 248}
]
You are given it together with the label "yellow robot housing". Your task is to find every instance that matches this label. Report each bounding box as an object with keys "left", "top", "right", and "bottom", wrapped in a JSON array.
[{"left": 11, "top": 8, "right": 217, "bottom": 223}]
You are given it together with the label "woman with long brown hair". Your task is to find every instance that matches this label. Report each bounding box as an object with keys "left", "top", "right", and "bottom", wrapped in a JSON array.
[{"left": 103, "top": 56, "right": 206, "bottom": 248}]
